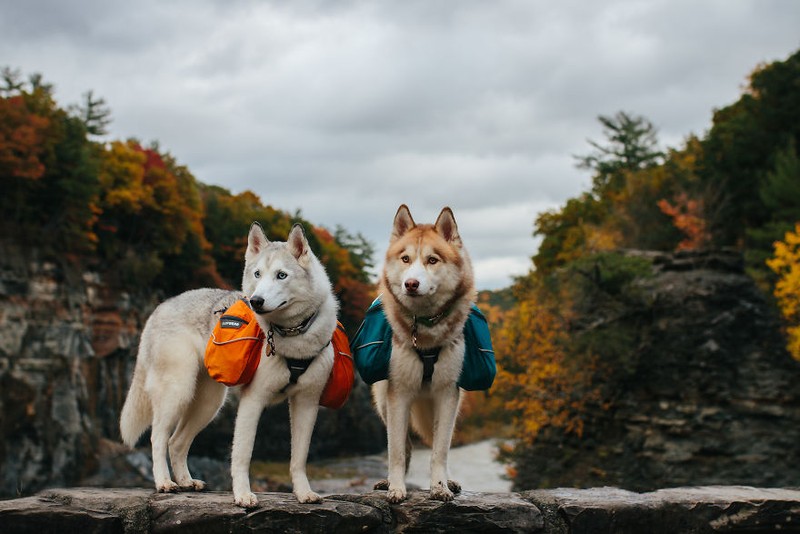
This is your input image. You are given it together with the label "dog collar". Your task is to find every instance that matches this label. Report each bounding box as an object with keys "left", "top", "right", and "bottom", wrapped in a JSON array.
[
  {"left": 414, "top": 308, "right": 450, "bottom": 328},
  {"left": 271, "top": 310, "right": 319, "bottom": 337},
  {"left": 394, "top": 279, "right": 469, "bottom": 330}
]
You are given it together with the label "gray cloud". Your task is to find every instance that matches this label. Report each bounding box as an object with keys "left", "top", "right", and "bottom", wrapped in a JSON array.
[{"left": 2, "top": 0, "right": 798, "bottom": 289}]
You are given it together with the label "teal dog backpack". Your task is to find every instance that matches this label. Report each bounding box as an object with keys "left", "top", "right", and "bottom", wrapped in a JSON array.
[{"left": 352, "top": 297, "right": 496, "bottom": 391}]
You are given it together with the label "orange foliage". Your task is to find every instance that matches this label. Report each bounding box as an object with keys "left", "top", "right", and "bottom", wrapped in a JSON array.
[
  {"left": 97, "top": 140, "right": 210, "bottom": 256},
  {"left": 0, "top": 95, "right": 49, "bottom": 180},
  {"left": 657, "top": 192, "right": 710, "bottom": 250}
]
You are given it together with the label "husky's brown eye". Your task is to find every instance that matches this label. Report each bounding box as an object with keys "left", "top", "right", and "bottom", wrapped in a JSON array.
[
  {"left": 427, "top": 257, "right": 439, "bottom": 265},
  {"left": 401, "top": 255, "right": 410, "bottom": 263}
]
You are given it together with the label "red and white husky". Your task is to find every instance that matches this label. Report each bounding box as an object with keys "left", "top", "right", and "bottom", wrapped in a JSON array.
[{"left": 372, "top": 204, "right": 476, "bottom": 503}]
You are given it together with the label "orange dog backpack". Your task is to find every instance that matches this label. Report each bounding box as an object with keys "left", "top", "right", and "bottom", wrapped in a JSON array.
[
  {"left": 205, "top": 299, "right": 265, "bottom": 387},
  {"left": 319, "top": 323, "right": 355, "bottom": 409},
  {"left": 204, "top": 298, "right": 354, "bottom": 409}
]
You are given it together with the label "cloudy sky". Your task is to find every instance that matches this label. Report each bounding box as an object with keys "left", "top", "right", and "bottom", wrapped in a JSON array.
[{"left": 2, "top": 1, "right": 798, "bottom": 289}]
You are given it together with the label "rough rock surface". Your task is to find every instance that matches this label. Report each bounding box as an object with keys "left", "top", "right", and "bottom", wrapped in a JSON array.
[
  {"left": 2, "top": 486, "right": 800, "bottom": 533},
  {"left": 514, "top": 249, "right": 800, "bottom": 491},
  {"left": 0, "top": 241, "right": 148, "bottom": 497},
  {"left": 524, "top": 486, "right": 800, "bottom": 534}
]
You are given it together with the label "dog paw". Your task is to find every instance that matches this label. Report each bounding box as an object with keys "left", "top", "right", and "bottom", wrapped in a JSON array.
[
  {"left": 178, "top": 479, "right": 206, "bottom": 491},
  {"left": 430, "top": 482, "right": 454, "bottom": 502},
  {"left": 295, "top": 490, "right": 322, "bottom": 504},
  {"left": 373, "top": 479, "right": 389, "bottom": 491},
  {"left": 386, "top": 487, "right": 407, "bottom": 503},
  {"left": 156, "top": 480, "right": 180, "bottom": 493},
  {"left": 447, "top": 479, "right": 462, "bottom": 494},
  {"left": 234, "top": 491, "right": 259, "bottom": 508}
]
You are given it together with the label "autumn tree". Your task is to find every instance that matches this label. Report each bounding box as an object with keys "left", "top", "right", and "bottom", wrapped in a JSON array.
[
  {"left": 94, "top": 140, "right": 219, "bottom": 290},
  {"left": 0, "top": 73, "right": 101, "bottom": 252},
  {"left": 495, "top": 252, "right": 651, "bottom": 451},
  {"left": 657, "top": 192, "right": 710, "bottom": 250},
  {"left": 202, "top": 186, "right": 295, "bottom": 285},
  {"left": 534, "top": 112, "right": 668, "bottom": 273},
  {"left": 767, "top": 223, "right": 800, "bottom": 360},
  {"left": 494, "top": 291, "right": 593, "bottom": 441},
  {"left": 0, "top": 95, "right": 49, "bottom": 183}
]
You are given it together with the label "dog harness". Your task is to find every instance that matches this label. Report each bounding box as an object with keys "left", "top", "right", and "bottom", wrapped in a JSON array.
[
  {"left": 269, "top": 310, "right": 328, "bottom": 392},
  {"left": 416, "top": 347, "right": 440, "bottom": 383},
  {"left": 279, "top": 341, "right": 330, "bottom": 393},
  {"left": 284, "top": 357, "right": 313, "bottom": 385},
  {"left": 411, "top": 315, "right": 444, "bottom": 385}
]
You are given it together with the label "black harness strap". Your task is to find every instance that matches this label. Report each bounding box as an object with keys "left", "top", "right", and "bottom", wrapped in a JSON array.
[
  {"left": 279, "top": 340, "right": 331, "bottom": 393},
  {"left": 416, "top": 347, "right": 441, "bottom": 384},
  {"left": 284, "top": 357, "right": 313, "bottom": 385},
  {"left": 410, "top": 317, "right": 443, "bottom": 385}
]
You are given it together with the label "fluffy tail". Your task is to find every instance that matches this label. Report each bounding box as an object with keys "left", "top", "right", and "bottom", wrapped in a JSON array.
[{"left": 120, "top": 365, "right": 152, "bottom": 447}]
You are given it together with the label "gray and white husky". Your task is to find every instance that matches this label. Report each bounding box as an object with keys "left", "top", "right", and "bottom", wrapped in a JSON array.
[{"left": 120, "top": 223, "right": 338, "bottom": 507}]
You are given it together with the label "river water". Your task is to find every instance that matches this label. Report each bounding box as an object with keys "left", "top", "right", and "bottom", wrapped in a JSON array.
[{"left": 311, "top": 439, "right": 512, "bottom": 495}]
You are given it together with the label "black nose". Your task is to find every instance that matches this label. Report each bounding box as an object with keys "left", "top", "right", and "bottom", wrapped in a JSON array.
[
  {"left": 249, "top": 296, "right": 264, "bottom": 311},
  {"left": 405, "top": 279, "right": 420, "bottom": 293}
]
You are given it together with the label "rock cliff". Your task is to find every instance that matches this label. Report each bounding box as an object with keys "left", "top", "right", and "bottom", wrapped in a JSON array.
[
  {"left": 0, "top": 240, "right": 148, "bottom": 496},
  {"left": 513, "top": 250, "right": 800, "bottom": 491}
]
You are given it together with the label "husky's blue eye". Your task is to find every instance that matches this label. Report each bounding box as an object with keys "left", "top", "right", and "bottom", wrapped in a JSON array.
[
  {"left": 401, "top": 255, "right": 410, "bottom": 263},
  {"left": 254, "top": 270, "right": 261, "bottom": 278},
  {"left": 276, "top": 271, "right": 288, "bottom": 280},
  {"left": 427, "top": 257, "right": 439, "bottom": 265}
]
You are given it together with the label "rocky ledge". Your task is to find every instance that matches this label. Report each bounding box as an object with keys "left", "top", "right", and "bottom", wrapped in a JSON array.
[{"left": 2, "top": 486, "right": 800, "bottom": 533}]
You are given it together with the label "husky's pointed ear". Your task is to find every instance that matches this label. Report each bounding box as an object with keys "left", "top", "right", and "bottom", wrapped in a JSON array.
[
  {"left": 435, "top": 207, "right": 461, "bottom": 245},
  {"left": 390, "top": 204, "right": 416, "bottom": 243},
  {"left": 246, "top": 222, "right": 270, "bottom": 260},
  {"left": 287, "top": 223, "right": 310, "bottom": 262}
]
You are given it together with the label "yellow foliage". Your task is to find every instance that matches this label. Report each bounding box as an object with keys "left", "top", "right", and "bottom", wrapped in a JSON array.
[
  {"left": 493, "top": 293, "right": 601, "bottom": 443},
  {"left": 584, "top": 224, "right": 622, "bottom": 253},
  {"left": 98, "top": 141, "right": 149, "bottom": 212},
  {"left": 767, "top": 222, "right": 800, "bottom": 359}
]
